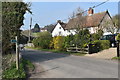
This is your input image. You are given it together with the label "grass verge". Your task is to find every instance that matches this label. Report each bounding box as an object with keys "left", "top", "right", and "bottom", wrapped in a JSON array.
[
  {"left": 2, "top": 58, "right": 34, "bottom": 79},
  {"left": 2, "top": 60, "right": 26, "bottom": 79},
  {"left": 26, "top": 46, "right": 86, "bottom": 56},
  {"left": 112, "top": 57, "right": 120, "bottom": 60}
]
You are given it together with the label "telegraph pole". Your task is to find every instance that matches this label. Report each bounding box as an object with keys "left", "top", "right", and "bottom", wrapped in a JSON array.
[{"left": 29, "top": 17, "right": 32, "bottom": 42}]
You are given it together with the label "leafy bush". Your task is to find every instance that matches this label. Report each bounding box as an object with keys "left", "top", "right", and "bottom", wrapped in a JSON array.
[
  {"left": 90, "top": 40, "right": 110, "bottom": 53},
  {"left": 116, "top": 34, "right": 120, "bottom": 41},
  {"left": 64, "top": 35, "right": 74, "bottom": 48},
  {"left": 2, "top": 58, "right": 34, "bottom": 79},
  {"left": 32, "top": 31, "right": 52, "bottom": 49},
  {"left": 91, "top": 33, "right": 100, "bottom": 40},
  {"left": 73, "top": 29, "right": 90, "bottom": 48},
  {"left": 53, "top": 36, "right": 65, "bottom": 51},
  {"left": 2, "top": 62, "right": 26, "bottom": 78},
  {"left": 91, "top": 30, "right": 103, "bottom": 41}
]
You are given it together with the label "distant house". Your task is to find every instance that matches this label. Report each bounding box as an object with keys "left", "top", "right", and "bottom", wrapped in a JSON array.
[
  {"left": 66, "top": 8, "right": 116, "bottom": 35},
  {"left": 52, "top": 20, "right": 76, "bottom": 37},
  {"left": 41, "top": 28, "right": 47, "bottom": 32}
]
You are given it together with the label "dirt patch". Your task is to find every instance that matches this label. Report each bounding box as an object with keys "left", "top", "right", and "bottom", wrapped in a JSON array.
[{"left": 85, "top": 48, "right": 117, "bottom": 60}]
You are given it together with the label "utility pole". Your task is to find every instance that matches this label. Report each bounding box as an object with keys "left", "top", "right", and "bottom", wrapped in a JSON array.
[
  {"left": 28, "top": 17, "right": 32, "bottom": 43},
  {"left": 15, "top": 36, "right": 19, "bottom": 70}
]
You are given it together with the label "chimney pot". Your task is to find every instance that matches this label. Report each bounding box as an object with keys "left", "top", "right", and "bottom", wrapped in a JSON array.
[{"left": 88, "top": 7, "right": 94, "bottom": 16}]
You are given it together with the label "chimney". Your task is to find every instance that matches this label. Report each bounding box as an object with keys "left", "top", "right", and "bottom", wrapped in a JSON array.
[{"left": 88, "top": 7, "right": 94, "bottom": 16}]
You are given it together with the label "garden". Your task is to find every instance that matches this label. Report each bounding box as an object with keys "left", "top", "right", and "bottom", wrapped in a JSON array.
[{"left": 31, "top": 29, "right": 111, "bottom": 55}]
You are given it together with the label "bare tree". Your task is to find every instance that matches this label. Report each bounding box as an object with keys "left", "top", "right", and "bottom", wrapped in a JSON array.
[
  {"left": 74, "top": 7, "right": 87, "bottom": 33},
  {"left": 112, "top": 14, "right": 120, "bottom": 33},
  {"left": 100, "top": 16, "right": 116, "bottom": 34}
]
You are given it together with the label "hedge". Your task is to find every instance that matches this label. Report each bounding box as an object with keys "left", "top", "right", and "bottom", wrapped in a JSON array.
[
  {"left": 116, "top": 34, "right": 120, "bottom": 41},
  {"left": 90, "top": 40, "right": 110, "bottom": 53},
  {"left": 32, "top": 31, "right": 52, "bottom": 49}
]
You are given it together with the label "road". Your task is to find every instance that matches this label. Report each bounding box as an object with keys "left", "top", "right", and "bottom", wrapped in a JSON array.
[{"left": 21, "top": 49, "right": 118, "bottom": 78}]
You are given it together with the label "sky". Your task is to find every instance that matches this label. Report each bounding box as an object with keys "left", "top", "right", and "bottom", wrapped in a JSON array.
[{"left": 21, "top": 1, "right": 118, "bottom": 30}]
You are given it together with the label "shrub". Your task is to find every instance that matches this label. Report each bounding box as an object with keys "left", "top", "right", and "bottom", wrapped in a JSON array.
[
  {"left": 64, "top": 35, "right": 74, "bottom": 48},
  {"left": 91, "top": 31, "right": 103, "bottom": 41},
  {"left": 53, "top": 36, "right": 65, "bottom": 51},
  {"left": 2, "top": 62, "right": 26, "bottom": 78},
  {"left": 73, "top": 30, "right": 90, "bottom": 48},
  {"left": 91, "top": 33, "right": 100, "bottom": 40},
  {"left": 32, "top": 31, "right": 52, "bottom": 49},
  {"left": 91, "top": 40, "right": 110, "bottom": 53},
  {"left": 116, "top": 34, "right": 120, "bottom": 41}
]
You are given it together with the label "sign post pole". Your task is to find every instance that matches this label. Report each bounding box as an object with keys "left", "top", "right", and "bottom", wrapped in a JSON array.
[{"left": 15, "top": 36, "right": 19, "bottom": 70}]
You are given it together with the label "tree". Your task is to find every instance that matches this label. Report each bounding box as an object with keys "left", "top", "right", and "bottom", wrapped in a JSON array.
[
  {"left": 102, "top": 20, "right": 116, "bottom": 34},
  {"left": 112, "top": 14, "right": 120, "bottom": 33},
  {"left": 32, "top": 31, "right": 52, "bottom": 49},
  {"left": 2, "top": 2, "right": 31, "bottom": 54},
  {"left": 68, "top": 7, "right": 86, "bottom": 33},
  {"left": 33, "top": 23, "right": 40, "bottom": 33}
]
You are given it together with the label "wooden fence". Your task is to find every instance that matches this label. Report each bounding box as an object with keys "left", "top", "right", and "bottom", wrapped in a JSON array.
[{"left": 67, "top": 46, "right": 88, "bottom": 53}]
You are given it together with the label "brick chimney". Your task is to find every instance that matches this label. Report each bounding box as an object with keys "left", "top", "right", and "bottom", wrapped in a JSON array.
[{"left": 88, "top": 7, "right": 94, "bottom": 16}]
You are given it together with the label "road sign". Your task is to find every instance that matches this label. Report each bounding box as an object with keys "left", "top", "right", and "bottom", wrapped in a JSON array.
[{"left": 11, "top": 39, "right": 17, "bottom": 43}]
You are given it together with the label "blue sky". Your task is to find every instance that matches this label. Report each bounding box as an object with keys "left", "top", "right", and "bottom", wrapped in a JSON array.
[{"left": 21, "top": 2, "right": 118, "bottom": 30}]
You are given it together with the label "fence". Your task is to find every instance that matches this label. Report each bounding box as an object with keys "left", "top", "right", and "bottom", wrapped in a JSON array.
[
  {"left": 67, "top": 47, "right": 88, "bottom": 53},
  {"left": 67, "top": 44, "right": 96, "bottom": 54}
]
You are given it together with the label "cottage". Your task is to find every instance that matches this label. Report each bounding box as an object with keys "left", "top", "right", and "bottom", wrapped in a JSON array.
[
  {"left": 52, "top": 20, "right": 76, "bottom": 37},
  {"left": 66, "top": 8, "right": 115, "bottom": 35},
  {"left": 52, "top": 8, "right": 116, "bottom": 37}
]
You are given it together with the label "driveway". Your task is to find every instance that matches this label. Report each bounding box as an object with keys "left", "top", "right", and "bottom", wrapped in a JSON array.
[{"left": 21, "top": 49, "right": 118, "bottom": 78}]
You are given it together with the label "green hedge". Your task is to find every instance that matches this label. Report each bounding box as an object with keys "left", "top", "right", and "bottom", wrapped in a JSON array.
[
  {"left": 32, "top": 31, "right": 52, "bottom": 49},
  {"left": 116, "top": 34, "right": 120, "bottom": 41},
  {"left": 90, "top": 40, "right": 110, "bottom": 53}
]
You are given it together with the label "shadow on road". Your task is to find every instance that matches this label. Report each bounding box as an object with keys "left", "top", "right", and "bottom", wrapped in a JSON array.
[{"left": 21, "top": 49, "right": 70, "bottom": 63}]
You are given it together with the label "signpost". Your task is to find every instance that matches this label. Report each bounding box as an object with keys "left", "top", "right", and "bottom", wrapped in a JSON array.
[
  {"left": 11, "top": 39, "right": 17, "bottom": 43},
  {"left": 11, "top": 36, "right": 19, "bottom": 70}
]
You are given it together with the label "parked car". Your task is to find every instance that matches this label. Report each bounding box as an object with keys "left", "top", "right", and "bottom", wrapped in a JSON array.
[{"left": 100, "top": 34, "right": 117, "bottom": 47}]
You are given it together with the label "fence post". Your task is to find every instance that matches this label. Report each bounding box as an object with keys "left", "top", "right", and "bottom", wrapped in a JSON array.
[
  {"left": 88, "top": 43, "right": 91, "bottom": 54},
  {"left": 117, "top": 41, "right": 119, "bottom": 57}
]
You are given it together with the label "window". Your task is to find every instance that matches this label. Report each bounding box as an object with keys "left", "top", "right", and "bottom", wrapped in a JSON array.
[{"left": 59, "top": 31, "right": 61, "bottom": 35}]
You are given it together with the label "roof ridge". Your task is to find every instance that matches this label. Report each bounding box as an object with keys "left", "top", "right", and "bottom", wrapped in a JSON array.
[{"left": 92, "top": 11, "right": 106, "bottom": 15}]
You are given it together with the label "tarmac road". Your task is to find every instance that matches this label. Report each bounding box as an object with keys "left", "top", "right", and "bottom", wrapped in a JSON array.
[{"left": 21, "top": 49, "right": 118, "bottom": 78}]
